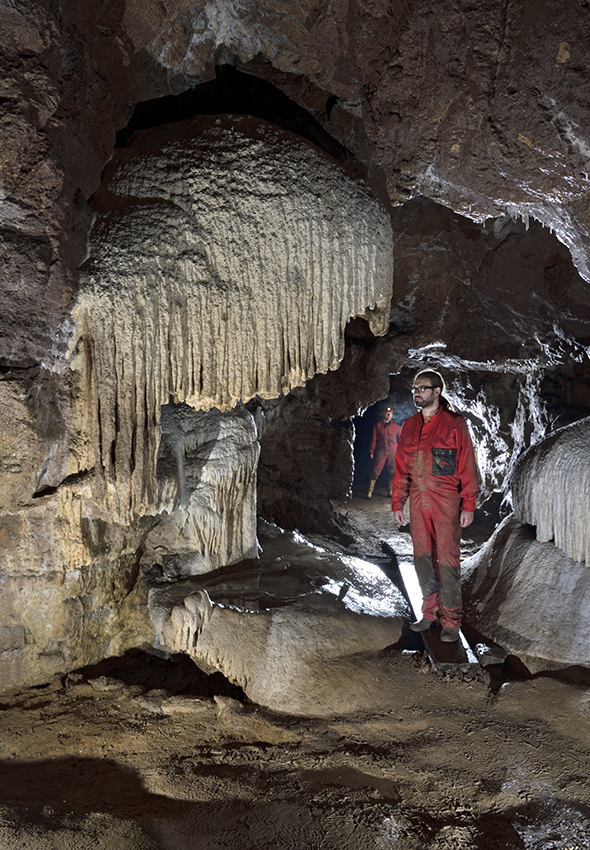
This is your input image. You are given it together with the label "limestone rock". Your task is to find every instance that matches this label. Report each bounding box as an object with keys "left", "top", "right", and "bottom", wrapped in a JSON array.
[
  {"left": 512, "top": 417, "right": 590, "bottom": 564},
  {"left": 0, "top": 363, "right": 153, "bottom": 691},
  {"left": 0, "top": 396, "right": 261, "bottom": 691},
  {"left": 143, "top": 403, "right": 259, "bottom": 576},
  {"left": 73, "top": 113, "right": 393, "bottom": 525},
  {"left": 149, "top": 526, "right": 409, "bottom": 715},
  {"left": 462, "top": 516, "right": 590, "bottom": 674},
  {"left": 0, "top": 488, "right": 154, "bottom": 692}
]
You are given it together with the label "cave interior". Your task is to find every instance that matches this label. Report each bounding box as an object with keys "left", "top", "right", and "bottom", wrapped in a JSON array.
[{"left": 2, "top": 3, "right": 590, "bottom": 847}]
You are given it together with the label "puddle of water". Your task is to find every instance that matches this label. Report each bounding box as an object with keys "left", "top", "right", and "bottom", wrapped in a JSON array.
[{"left": 193, "top": 521, "right": 409, "bottom": 620}]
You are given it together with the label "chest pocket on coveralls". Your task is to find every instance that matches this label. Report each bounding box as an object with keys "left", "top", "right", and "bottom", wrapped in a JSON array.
[{"left": 431, "top": 448, "right": 457, "bottom": 475}]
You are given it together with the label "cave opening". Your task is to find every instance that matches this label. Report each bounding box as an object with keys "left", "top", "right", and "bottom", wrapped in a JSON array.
[{"left": 352, "top": 374, "right": 414, "bottom": 500}]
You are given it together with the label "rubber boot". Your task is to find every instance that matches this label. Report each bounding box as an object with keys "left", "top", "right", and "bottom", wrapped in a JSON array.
[{"left": 366, "top": 478, "right": 377, "bottom": 499}]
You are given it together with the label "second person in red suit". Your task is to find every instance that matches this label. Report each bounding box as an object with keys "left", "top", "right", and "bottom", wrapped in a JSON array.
[{"left": 366, "top": 406, "right": 402, "bottom": 499}]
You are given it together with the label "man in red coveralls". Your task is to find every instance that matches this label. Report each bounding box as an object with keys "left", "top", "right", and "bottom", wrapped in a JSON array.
[
  {"left": 391, "top": 370, "right": 479, "bottom": 642},
  {"left": 366, "top": 406, "right": 402, "bottom": 499}
]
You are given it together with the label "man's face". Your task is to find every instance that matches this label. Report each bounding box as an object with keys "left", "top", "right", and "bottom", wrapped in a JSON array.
[
  {"left": 384, "top": 409, "right": 393, "bottom": 422},
  {"left": 411, "top": 381, "right": 439, "bottom": 409}
]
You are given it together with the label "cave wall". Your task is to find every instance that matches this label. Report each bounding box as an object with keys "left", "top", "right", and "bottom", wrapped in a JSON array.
[
  {"left": 0, "top": 102, "right": 393, "bottom": 689},
  {"left": 3, "top": 0, "right": 590, "bottom": 688}
]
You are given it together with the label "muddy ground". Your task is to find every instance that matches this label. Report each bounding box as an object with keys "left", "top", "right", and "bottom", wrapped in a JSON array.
[{"left": 1, "top": 497, "right": 590, "bottom": 849}]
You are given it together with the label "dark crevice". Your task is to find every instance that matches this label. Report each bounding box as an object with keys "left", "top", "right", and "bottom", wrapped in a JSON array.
[
  {"left": 72, "top": 648, "right": 246, "bottom": 701},
  {"left": 32, "top": 468, "right": 95, "bottom": 499},
  {"left": 0, "top": 360, "right": 40, "bottom": 380},
  {"left": 116, "top": 64, "right": 352, "bottom": 168}
]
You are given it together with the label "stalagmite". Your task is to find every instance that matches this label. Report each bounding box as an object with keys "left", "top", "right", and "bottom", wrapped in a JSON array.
[
  {"left": 511, "top": 416, "right": 590, "bottom": 564},
  {"left": 72, "top": 114, "right": 394, "bottom": 525}
]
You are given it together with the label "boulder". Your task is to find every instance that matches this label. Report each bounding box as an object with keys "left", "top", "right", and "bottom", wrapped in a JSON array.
[
  {"left": 462, "top": 516, "right": 590, "bottom": 674},
  {"left": 150, "top": 525, "right": 409, "bottom": 715}
]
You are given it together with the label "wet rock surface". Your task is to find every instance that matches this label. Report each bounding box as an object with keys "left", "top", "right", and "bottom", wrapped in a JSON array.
[
  {"left": 149, "top": 521, "right": 409, "bottom": 716},
  {"left": 462, "top": 515, "right": 590, "bottom": 675}
]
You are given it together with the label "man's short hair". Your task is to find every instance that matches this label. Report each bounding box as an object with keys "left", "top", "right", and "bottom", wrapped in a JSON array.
[{"left": 414, "top": 369, "right": 445, "bottom": 392}]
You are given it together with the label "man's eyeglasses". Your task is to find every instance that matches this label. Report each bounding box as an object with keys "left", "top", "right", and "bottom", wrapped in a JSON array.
[{"left": 411, "top": 385, "right": 434, "bottom": 393}]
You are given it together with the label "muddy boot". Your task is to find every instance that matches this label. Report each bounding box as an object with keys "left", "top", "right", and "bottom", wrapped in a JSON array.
[
  {"left": 366, "top": 478, "right": 377, "bottom": 499},
  {"left": 387, "top": 477, "right": 394, "bottom": 497}
]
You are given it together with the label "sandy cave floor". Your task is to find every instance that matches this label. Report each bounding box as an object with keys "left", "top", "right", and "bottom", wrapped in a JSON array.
[{"left": 2, "top": 495, "right": 590, "bottom": 849}]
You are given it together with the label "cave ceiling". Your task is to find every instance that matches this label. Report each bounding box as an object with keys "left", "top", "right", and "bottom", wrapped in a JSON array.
[{"left": 4, "top": 0, "right": 590, "bottom": 370}]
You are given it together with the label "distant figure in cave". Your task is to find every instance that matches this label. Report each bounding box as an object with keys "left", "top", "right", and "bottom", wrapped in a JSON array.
[
  {"left": 391, "top": 369, "right": 480, "bottom": 643},
  {"left": 366, "top": 405, "right": 402, "bottom": 499}
]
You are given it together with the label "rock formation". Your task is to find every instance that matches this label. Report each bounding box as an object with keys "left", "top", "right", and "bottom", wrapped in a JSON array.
[
  {"left": 512, "top": 417, "right": 590, "bottom": 565},
  {"left": 462, "top": 418, "right": 590, "bottom": 672},
  {"left": 76, "top": 113, "right": 393, "bottom": 523},
  {"left": 144, "top": 403, "right": 260, "bottom": 577},
  {"left": 3, "top": 0, "right": 590, "bottom": 693},
  {"left": 462, "top": 516, "right": 590, "bottom": 674},
  {"left": 149, "top": 524, "right": 409, "bottom": 715}
]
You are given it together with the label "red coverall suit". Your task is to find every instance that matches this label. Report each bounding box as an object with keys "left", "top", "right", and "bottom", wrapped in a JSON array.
[
  {"left": 369, "top": 420, "right": 402, "bottom": 483},
  {"left": 390, "top": 407, "right": 479, "bottom": 629}
]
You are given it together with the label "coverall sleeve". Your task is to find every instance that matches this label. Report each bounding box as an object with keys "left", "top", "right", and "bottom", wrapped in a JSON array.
[
  {"left": 390, "top": 424, "right": 411, "bottom": 511},
  {"left": 457, "top": 418, "right": 480, "bottom": 512},
  {"left": 369, "top": 424, "right": 378, "bottom": 455}
]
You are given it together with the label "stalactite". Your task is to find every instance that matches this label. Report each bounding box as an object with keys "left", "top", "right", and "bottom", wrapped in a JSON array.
[
  {"left": 72, "top": 115, "right": 393, "bottom": 524},
  {"left": 512, "top": 416, "right": 590, "bottom": 564},
  {"left": 145, "top": 403, "right": 260, "bottom": 575}
]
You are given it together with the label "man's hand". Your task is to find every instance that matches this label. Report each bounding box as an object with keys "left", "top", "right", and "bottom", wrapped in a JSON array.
[
  {"left": 460, "top": 510, "right": 474, "bottom": 528},
  {"left": 393, "top": 510, "right": 405, "bottom": 525},
  {"left": 369, "top": 451, "right": 374, "bottom": 459}
]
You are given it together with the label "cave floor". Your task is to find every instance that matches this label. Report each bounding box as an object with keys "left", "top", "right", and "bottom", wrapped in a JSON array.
[
  {"left": 2, "top": 656, "right": 590, "bottom": 849},
  {"left": 2, "top": 499, "right": 590, "bottom": 849}
]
